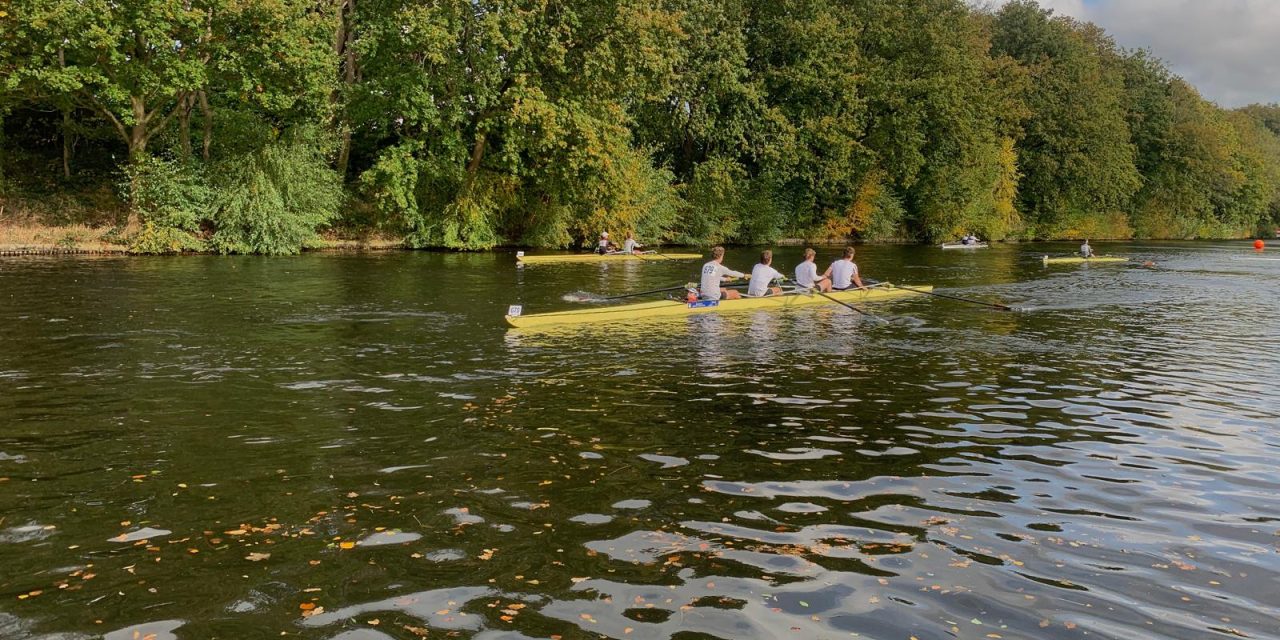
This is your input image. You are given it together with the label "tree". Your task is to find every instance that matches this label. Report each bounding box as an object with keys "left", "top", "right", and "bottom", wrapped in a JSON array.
[
  {"left": 354, "top": 0, "right": 684, "bottom": 249},
  {"left": 991, "top": 1, "right": 1140, "bottom": 236}
]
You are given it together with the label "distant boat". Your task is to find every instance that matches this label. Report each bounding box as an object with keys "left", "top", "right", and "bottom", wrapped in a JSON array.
[
  {"left": 516, "top": 251, "right": 702, "bottom": 265},
  {"left": 1042, "top": 255, "right": 1128, "bottom": 264},
  {"left": 941, "top": 242, "right": 988, "bottom": 249}
]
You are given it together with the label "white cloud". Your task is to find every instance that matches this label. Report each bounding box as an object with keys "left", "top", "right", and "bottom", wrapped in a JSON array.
[{"left": 977, "top": 0, "right": 1280, "bottom": 107}]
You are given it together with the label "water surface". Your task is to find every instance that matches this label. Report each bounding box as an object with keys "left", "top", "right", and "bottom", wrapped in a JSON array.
[{"left": 1, "top": 242, "right": 1278, "bottom": 639}]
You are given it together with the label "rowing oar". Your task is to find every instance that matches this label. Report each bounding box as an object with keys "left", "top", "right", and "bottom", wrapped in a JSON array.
[
  {"left": 787, "top": 279, "right": 886, "bottom": 323},
  {"left": 564, "top": 282, "right": 687, "bottom": 303},
  {"left": 599, "top": 283, "right": 691, "bottom": 301},
  {"left": 891, "top": 284, "right": 1018, "bottom": 312}
]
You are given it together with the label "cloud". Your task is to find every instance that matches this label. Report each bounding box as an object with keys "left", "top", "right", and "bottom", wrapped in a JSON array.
[{"left": 977, "top": 0, "right": 1280, "bottom": 107}]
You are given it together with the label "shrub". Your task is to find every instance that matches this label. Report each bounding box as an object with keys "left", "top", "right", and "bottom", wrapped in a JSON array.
[
  {"left": 122, "top": 156, "right": 211, "bottom": 231},
  {"left": 208, "top": 130, "right": 344, "bottom": 255},
  {"left": 128, "top": 222, "right": 206, "bottom": 254}
]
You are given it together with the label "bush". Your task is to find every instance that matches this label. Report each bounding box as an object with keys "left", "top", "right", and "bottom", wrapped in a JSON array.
[
  {"left": 128, "top": 222, "right": 206, "bottom": 254},
  {"left": 122, "top": 156, "right": 211, "bottom": 231},
  {"left": 208, "top": 130, "right": 344, "bottom": 255}
]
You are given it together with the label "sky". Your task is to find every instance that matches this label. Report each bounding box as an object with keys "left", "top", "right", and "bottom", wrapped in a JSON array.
[{"left": 979, "top": 0, "right": 1280, "bottom": 108}]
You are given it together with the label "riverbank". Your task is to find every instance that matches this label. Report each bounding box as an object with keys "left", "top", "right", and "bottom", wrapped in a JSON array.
[{"left": 0, "top": 222, "right": 406, "bottom": 256}]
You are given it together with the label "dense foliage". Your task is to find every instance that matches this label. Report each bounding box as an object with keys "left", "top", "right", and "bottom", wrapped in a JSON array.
[{"left": 2, "top": 0, "right": 1277, "bottom": 253}]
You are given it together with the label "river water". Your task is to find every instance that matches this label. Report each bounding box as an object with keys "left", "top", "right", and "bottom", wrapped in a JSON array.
[{"left": 1, "top": 242, "right": 1277, "bottom": 640}]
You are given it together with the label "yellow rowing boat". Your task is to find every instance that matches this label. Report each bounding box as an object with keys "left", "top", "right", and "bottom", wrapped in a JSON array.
[
  {"left": 516, "top": 251, "right": 703, "bottom": 265},
  {"left": 505, "top": 283, "right": 931, "bottom": 328},
  {"left": 1042, "top": 255, "right": 1129, "bottom": 264}
]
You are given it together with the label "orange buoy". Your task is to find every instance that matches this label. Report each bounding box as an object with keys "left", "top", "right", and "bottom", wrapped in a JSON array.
[{"left": 1255, "top": 239, "right": 1265, "bottom": 250}]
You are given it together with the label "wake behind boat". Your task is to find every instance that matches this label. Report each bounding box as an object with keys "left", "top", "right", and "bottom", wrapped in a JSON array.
[
  {"left": 516, "top": 251, "right": 703, "bottom": 265},
  {"left": 505, "top": 283, "right": 931, "bottom": 328}
]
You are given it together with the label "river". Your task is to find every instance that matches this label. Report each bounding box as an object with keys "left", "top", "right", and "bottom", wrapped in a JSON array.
[{"left": 1, "top": 242, "right": 1277, "bottom": 640}]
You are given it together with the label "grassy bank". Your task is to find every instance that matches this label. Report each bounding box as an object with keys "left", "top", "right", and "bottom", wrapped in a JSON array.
[{"left": 0, "top": 216, "right": 406, "bottom": 255}]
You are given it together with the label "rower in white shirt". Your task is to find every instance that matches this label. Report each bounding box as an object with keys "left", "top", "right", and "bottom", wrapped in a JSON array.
[
  {"left": 794, "top": 248, "right": 831, "bottom": 292},
  {"left": 596, "top": 231, "right": 613, "bottom": 254},
  {"left": 747, "top": 250, "right": 785, "bottom": 297},
  {"left": 823, "top": 246, "right": 865, "bottom": 291},
  {"left": 622, "top": 231, "right": 643, "bottom": 254},
  {"left": 700, "top": 246, "right": 746, "bottom": 300},
  {"left": 1080, "top": 239, "right": 1093, "bottom": 258}
]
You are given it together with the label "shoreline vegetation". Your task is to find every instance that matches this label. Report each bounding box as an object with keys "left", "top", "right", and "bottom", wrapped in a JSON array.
[{"left": 2, "top": 0, "right": 1278, "bottom": 256}]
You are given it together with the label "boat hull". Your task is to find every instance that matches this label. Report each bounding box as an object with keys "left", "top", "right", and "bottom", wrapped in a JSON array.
[
  {"left": 505, "top": 284, "right": 932, "bottom": 328},
  {"left": 1042, "top": 256, "right": 1128, "bottom": 264},
  {"left": 941, "top": 243, "right": 988, "bottom": 249},
  {"left": 517, "top": 252, "right": 703, "bottom": 264}
]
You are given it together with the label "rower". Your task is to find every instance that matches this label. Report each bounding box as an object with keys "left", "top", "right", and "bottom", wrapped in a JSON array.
[
  {"left": 823, "top": 246, "right": 866, "bottom": 291},
  {"left": 622, "top": 231, "right": 642, "bottom": 254},
  {"left": 700, "top": 246, "right": 746, "bottom": 300},
  {"left": 596, "top": 232, "right": 613, "bottom": 255},
  {"left": 794, "top": 248, "right": 831, "bottom": 292},
  {"left": 1080, "top": 239, "right": 1093, "bottom": 258},
  {"left": 747, "top": 250, "right": 785, "bottom": 297}
]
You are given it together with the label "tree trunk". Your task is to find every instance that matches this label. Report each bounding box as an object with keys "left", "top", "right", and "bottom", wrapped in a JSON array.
[
  {"left": 198, "top": 90, "right": 213, "bottom": 160},
  {"left": 59, "top": 46, "right": 72, "bottom": 179},
  {"left": 178, "top": 94, "right": 193, "bottom": 159},
  {"left": 465, "top": 131, "right": 487, "bottom": 191},
  {"left": 62, "top": 107, "right": 73, "bottom": 179},
  {"left": 129, "top": 96, "right": 151, "bottom": 162},
  {"left": 333, "top": 0, "right": 358, "bottom": 178}
]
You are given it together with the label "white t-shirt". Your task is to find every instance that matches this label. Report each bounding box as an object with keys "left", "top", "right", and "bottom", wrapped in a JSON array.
[
  {"left": 598, "top": 238, "right": 610, "bottom": 252},
  {"left": 623, "top": 238, "right": 639, "bottom": 253},
  {"left": 794, "top": 261, "right": 820, "bottom": 288},
  {"left": 700, "top": 261, "right": 744, "bottom": 300},
  {"left": 748, "top": 264, "right": 785, "bottom": 296},
  {"left": 829, "top": 259, "right": 858, "bottom": 289},
  {"left": 1080, "top": 243, "right": 1092, "bottom": 256}
]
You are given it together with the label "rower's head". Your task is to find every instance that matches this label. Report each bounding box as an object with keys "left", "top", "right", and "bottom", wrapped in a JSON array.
[
  {"left": 843, "top": 246, "right": 855, "bottom": 260},
  {"left": 601, "top": 231, "right": 609, "bottom": 239},
  {"left": 804, "top": 247, "right": 816, "bottom": 262},
  {"left": 712, "top": 246, "right": 725, "bottom": 262},
  {"left": 626, "top": 231, "right": 634, "bottom": 239},
  {"left": 760, "top": 249, "right": 773, "bottom": 265}
]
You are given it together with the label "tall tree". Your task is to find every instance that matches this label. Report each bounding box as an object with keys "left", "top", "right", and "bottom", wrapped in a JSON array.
[
  {"left": 991, "top": 1, "right": 1140, "bottom": 235},
  {"left": 354, "top": 0, "right": 683, "bottom": 249}
]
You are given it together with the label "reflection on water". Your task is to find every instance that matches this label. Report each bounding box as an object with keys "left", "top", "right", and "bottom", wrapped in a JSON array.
[{"left": 1, "top": 243, "right": 1278, "bottom": 639}]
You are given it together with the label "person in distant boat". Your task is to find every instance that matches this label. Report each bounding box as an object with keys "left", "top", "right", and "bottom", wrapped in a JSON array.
[
  {"left": 596, "top": 232, "right": 613, "bottom": 254},
  {"left": 962, "top": 234, "right": 976, "bottom": 245},
  {"left": 700, "top": 246, "right": 746, "bottom": 300},
  {"left": 747, "top": 250, "right": 785, "bottom": 297},
  {"left": 823, "top": 246, "right": 866, "bottom": 291},
  {"left": 1080, "top": 239, "right": 1093, "bottom": 258},
  {"left": 794, "top": 248, "right": 832, "bottom": 292},
  {"left": 622, "top": 231, "right": 643, "bottom": 254}
]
